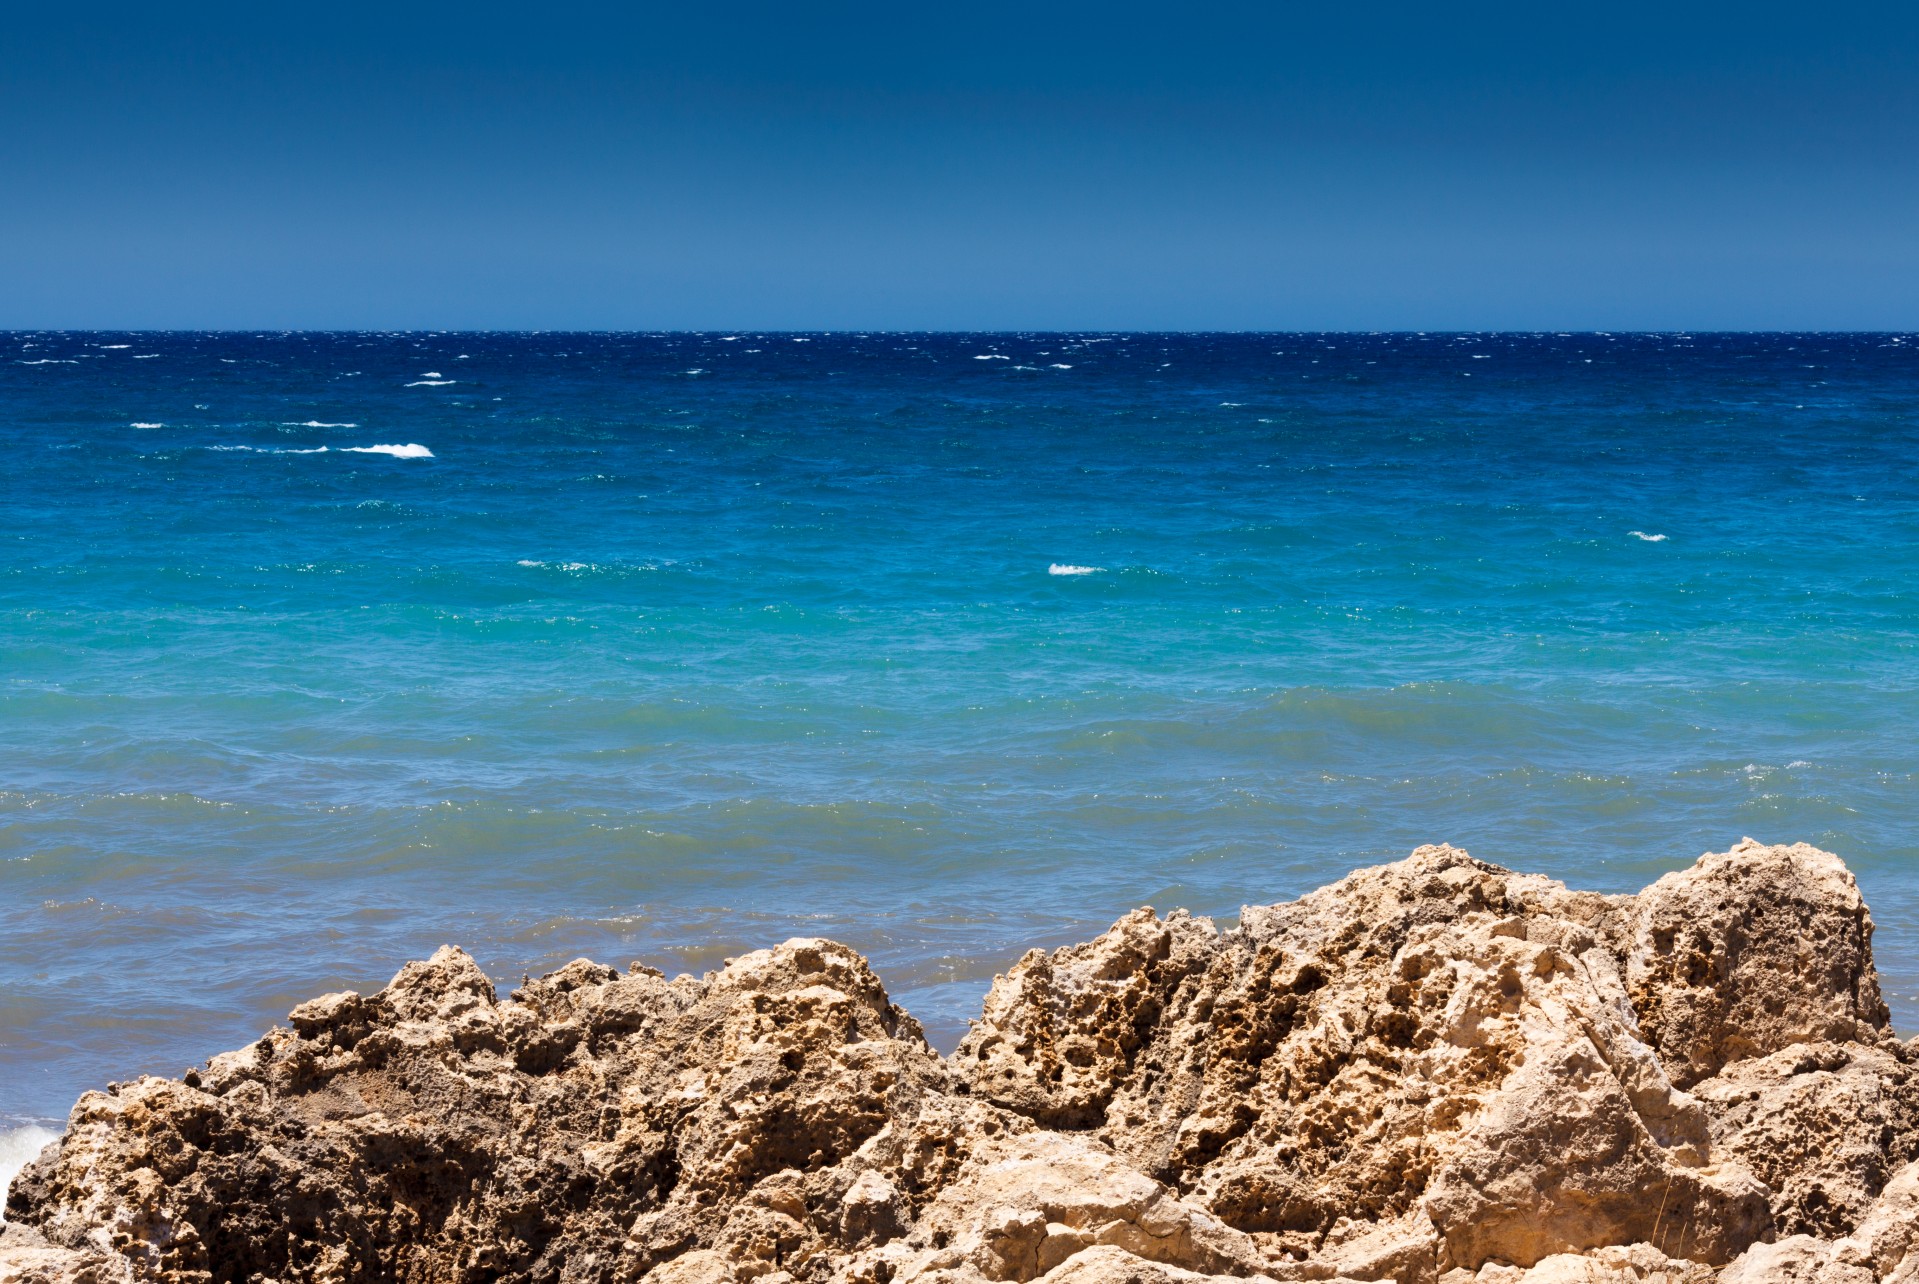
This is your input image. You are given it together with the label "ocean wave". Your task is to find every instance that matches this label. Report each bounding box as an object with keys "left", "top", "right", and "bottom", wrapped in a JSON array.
[
  {"left": 1629, "top": 531, "right": 1669, "bottom": 542},
  {"left": 1048, "top": 563, "right": 1104, "bottom": 576},
  {"left": 282, "top": 421, "right": 358, "bottom": 428},
  {"left": 200, "top": 443, "right": 426, "bottom": 457},
  {"left": 130, "top": 422, "right": 163, "bottom": 429},
  {"left": 1, "top": 1124, "right": 58, "bottom": 1221},
  {"left": 18, "top": 359, "right": 76, "bottom": 365},
  {"left": 343, "top": 444, "right": 433, "bottom": 459},
  {"left": 405, "top": 380, "right": 457, "bottom": 387}
]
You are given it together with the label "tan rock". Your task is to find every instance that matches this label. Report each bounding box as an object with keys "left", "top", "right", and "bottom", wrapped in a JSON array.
[
  {"left": 0, "top": 1221, "right": 127, "bottom": 1284},
  {"left": 958, "top": 845, "right": 1766, "bottom": 1268},
  {"left": 1692, "top": 1041, "right": 1919, "bottom": 1238},
  {"left": 1717, "top": 1235, "right": 1871, "bottom": 1284},
  {"left": 1627, "top": 840, "right": 1891, "bottom": 1089},
  {"left": 8, "top": 840, "right": 1913, "bottom": 1284},
  {"left": 1830, "top": 1157, "right": 1919, "bottom": 1281}
]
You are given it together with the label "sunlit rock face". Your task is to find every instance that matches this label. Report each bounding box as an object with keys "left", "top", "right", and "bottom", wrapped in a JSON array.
[{"left": 10, "top": 840, "right": 1919, "bottom": 1284}]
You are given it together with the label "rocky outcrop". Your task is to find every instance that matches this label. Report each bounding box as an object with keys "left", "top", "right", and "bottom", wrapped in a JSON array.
[{"left": 6, "top": 840, "right": 1918, "bottom": 1284}]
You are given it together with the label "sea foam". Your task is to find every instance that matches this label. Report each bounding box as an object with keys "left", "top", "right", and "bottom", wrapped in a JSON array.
[
  {"left": 344, "top": 444, "right": 434, "bottom": 459},
  {"left": 1048, "top": 563, "right": 1103, "bottom": 576},
  {"left": 1629, "top": 531, "right": 1670, "bottom": 542}
]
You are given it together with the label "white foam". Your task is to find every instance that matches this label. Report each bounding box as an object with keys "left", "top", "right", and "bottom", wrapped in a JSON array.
[
  {"left": 1629, "top": 531, "right": 1669, "bottom": 542},
  {"left": 281, "top": 422, "right": 357, "bottom": 428},
  {"left": 130, "top": 422, "right": 163, "bottom": 429},
  {"left": 343, "top": 443, "right": 433, "bottom": 459},
  {"left": 1049, "top": 363, "right": 1073, "bottom": 369},
  {"left": 98, "top": 344, "right": 131, "bottom": 349},
  {"left": 405, "top": 379, "right": 457, "bottom": 386},
  {"left": 18, "top": 359, "right": 76, "bottom": 365},
  {"left": 133, "top": 354, "right": 161, "bottom": 359},
  {"left": 1, "top": 1125, "right": 58, "bottom": 1221},
  {"left": 975, "top": 354, "right": 1010, "bottom": 360},
  {"left": 1048, "top": 563, "right": 1104, "bottom": 576},
  {"left": 421, "top": 371, "right": 443, "bottom": 378}
]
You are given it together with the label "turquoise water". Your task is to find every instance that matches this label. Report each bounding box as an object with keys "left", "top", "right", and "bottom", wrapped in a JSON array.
[{"left": 4, "top": 331, "right": 1919, "bottom": 1129}]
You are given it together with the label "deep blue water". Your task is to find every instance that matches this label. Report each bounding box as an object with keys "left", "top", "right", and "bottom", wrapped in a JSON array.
[{"left": 5, "top": 331, "right": 1919, "bottom": 1134}]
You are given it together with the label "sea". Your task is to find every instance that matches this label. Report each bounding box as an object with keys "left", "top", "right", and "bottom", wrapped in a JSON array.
[{"left": 4, "top": 331, "right": 1919, "bottom": 1185}]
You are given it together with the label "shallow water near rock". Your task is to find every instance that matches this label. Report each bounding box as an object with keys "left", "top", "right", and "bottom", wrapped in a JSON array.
[{"left": 4, "top": 331, "right": 1919, "bottom": 1133}]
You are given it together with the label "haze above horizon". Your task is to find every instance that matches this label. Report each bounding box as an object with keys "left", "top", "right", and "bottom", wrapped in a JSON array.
[{"left": 5, "top": 1, "right": 1917, "bottom": 331}]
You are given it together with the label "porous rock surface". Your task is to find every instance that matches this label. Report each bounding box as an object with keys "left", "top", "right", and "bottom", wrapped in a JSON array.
[{"left": 8, "top": 840, "right": 1919, "bottom": 1284}]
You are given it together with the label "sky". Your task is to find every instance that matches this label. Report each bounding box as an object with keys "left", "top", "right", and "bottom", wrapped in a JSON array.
[{"left": 3, "top": 1, "right": 1918, "bottom": 330}]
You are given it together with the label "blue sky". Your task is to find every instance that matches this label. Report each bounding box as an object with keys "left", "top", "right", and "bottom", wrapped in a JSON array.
[{"left": 4, "top": 1, "right": 1918, "bottom": 328}]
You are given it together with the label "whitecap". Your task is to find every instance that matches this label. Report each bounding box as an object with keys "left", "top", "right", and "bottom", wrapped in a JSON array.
[
  {"left": 130, "top": 422, "right": 164, "bottom": 429},
  {"left": 1, "top": 1124, "right": 59, "bottom": 1220},
  {"left": 421, "top": 371, "right": 443, "bottom": 378},
  {"left": 344, "top": 443, "right": 433, "bottom": 459},
  {"left": 1629, "top": 531, "right": 1669, "bottom": 542},
  {"left": 133, "top": 354, "right": 161, "bottom": 359},
  {"left": 1049, "top": 363, "right": 1073, "bottom": 369},
  {"left": 281, "top": 422, "right": 358, "bottom": 428},
  {"left": 975, "top": 354, "right": 1010, "bottom": 360},
  {"left": 1048, "top": 563, "right": 1104, "bottom": 576},
  {"left": 98, "top": 344, "right": 131, "bottom": 349},
  {"left": 18, "top": 359, "right": 76, "bottom": 365},
  {"left": 685, "top": 368, "right": 706, "bottom": 375},
  {"left": 405, "top": 379, "right": 457, "bottom": 387}
]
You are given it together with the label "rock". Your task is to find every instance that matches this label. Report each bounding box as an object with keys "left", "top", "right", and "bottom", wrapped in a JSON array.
[
  {"left": 865, "top": 1130, "right": 1267, "bottom": 1284},
  {"left": 1717, "top": 1234, "right": 1873, "bottom": 1284},
  {"left": 1627, "top": 840, "right": 1890, "bottom": 1088},
  {"left": 958, "top": 845, "right": 1767, "bottom": 1268},
  {"left": 1830, "top": 1156, "right": 1919, "bottom": 1281},
  {"left": 0, "top": 1221, "right": 126, "bottom": 1283},
  {"left": 1692, "top": 1041, "right": 1919, "bottom": 1238},
  {"left": 10, "top": 939, "right": 962, "bottom": 1284},
  {"left": 8, "top": 840, "right": 1914, "bottom": 1283}
]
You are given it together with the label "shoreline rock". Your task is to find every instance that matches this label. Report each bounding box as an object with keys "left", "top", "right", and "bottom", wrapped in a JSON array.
[{"left": 7, "top": 840, "right": 1919, "bottom": 1283}]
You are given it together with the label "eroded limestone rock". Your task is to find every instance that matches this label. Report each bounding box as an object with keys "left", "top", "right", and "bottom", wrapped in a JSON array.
[
  {"left": 956, "top": 845, "right": 1786, "bottom": 1267},
  {"left": 7, "top": 839, "right": 1916, "bottom": 1284}
]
